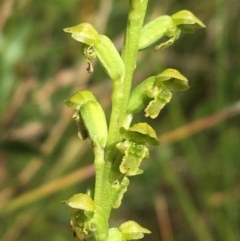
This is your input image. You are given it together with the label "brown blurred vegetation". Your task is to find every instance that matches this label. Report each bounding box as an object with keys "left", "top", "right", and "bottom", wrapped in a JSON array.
[{"left": 0, "top": 0, "right": 240, "bottom": 240}]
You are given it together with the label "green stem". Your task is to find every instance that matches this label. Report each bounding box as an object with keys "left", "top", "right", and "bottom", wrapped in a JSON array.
[
  {"left": 103, "top": 0, "right": 149, "bottom": 217},
  {"left": 93, "top": 147, "right": 105, "bottom": 207}
]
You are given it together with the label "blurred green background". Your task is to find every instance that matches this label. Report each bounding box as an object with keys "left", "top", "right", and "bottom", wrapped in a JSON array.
[{"left": 0, "top": 0, "right": 240, "bottom": 240}]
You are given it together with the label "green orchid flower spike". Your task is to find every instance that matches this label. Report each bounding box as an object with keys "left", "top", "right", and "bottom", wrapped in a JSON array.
[{"left": 63, "top": 1, "right": 206, "bottom": 240}]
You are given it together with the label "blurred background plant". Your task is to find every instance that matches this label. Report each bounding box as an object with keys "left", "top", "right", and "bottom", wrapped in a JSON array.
[{"left": 0, "top": 0, "right": 240, "bottom": 241}]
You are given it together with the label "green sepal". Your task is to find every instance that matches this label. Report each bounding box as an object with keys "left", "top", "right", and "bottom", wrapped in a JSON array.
[
  {"left": 120, "top": 123, "right": 160, "bottom": 146},
  {"left": 127, "top": 76, "right": 156, "bottom": 114},
  {"left": 171, "top": 10, "right": 206, "bottom": 33},
  {"left": 155, "top": 68, "right": 189, "bottom": 91},
  {"left": 63, "top": 23, "right": 99, "bottom": 45},
  {"left": 63, "top": 193, "right": 96, "bottom": 211},
  {"left": 119, "top": 220, "right": 151, "bottom": 240}
]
